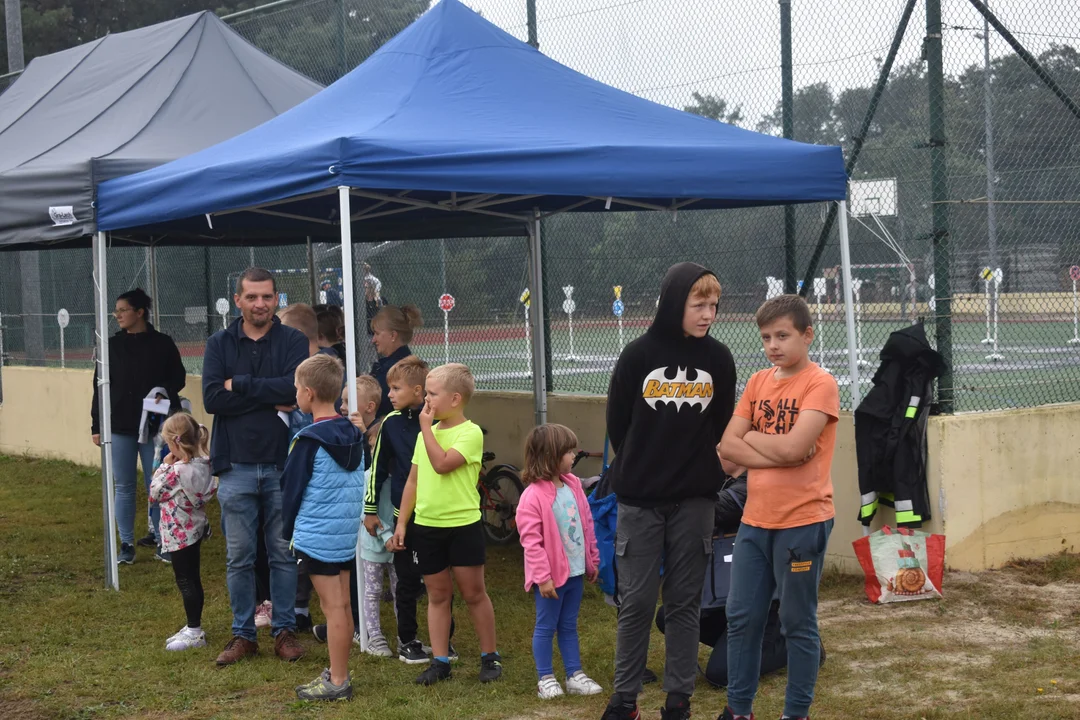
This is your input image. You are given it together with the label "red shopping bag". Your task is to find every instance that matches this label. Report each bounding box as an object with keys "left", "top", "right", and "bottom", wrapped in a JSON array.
[{"left": 853, "top": 525, "right": 945, "bottom": 604}]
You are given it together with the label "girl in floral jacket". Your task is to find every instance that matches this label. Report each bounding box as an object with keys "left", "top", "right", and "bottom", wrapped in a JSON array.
[{"left": 150, "top": 413, "right": 217, "bottom": 651}]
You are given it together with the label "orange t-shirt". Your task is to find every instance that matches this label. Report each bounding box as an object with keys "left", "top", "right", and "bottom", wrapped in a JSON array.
[{"left": 734, "top": 363, "right": 839, "bottom": 530}]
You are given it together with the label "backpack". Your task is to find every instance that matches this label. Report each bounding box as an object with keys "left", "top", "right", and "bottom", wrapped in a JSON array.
[{"left": 701, "top": 484, "right": 744, "bottom": 610}]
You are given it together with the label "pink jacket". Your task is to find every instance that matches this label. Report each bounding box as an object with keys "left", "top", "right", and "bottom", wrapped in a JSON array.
[{"left": 516, "top": 473, "right": 600, "bottom": 592}]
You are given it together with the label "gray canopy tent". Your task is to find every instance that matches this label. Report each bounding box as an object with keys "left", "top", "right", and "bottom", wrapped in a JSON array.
[{"left": 0, "top": 10, "right": 322, "bottom": 589}]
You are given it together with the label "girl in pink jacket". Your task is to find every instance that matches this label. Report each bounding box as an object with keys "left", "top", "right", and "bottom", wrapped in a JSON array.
[{"left": 516, "top": 424, "right": 604, "bottom": 700}]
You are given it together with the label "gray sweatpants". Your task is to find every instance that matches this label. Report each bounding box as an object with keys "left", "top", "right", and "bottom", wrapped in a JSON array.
[{"left": 613, "top": 497, "right": 714, "bottom": 703}]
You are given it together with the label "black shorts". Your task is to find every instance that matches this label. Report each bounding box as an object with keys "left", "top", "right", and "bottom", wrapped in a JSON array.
[
  {"left": 294, "top": 549, "right": 355, "bottom": 577},
  {"left": 411, "top": 521, "right": 486, "bottom": 576}
]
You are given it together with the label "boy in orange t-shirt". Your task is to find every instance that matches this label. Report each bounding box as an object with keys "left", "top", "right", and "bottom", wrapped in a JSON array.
[{"left": 717, "top": 294, "right": 839, "bottom": 720}]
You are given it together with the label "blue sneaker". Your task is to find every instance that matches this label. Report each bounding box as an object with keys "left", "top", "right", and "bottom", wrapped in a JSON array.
[
  {"left": 118, "top": 543, "right": 135, "bottom": 565},
  {"left": 154, "top": 548, "right": 172, "bottom": 564}
]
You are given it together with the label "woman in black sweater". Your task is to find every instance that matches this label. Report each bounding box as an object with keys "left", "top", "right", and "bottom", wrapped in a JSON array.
[{"left": 91, "top": 289, "right": 186, "bottom": 565}]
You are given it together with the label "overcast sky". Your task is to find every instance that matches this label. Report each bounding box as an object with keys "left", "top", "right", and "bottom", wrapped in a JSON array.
[{"left": 461, "top": 0, "right": 1080, "bottom": 126}]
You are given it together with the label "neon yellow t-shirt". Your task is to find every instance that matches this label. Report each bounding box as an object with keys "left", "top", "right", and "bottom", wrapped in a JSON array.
[{"left": 411, "top": 419, "right": 483, "bottom": 528}]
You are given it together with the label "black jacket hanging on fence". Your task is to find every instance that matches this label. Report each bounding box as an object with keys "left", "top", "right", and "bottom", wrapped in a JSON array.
[{"left": 854, "top": 323, "right": 945, "bottom": 528}]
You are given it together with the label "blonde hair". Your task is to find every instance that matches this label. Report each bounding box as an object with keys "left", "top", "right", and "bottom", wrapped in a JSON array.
[
  {"left": 523, "top": 424, "right": 579, "bottom": 485},
  {"left": 371, "top": 304, "right": 423, "bottom": 344},
  {"left": 386, "top": 354, "right": 429, "bottom": 389},
  {"left": 296, "top": 354, "right": 345, "bottom": 403},
  {"left": 278, "top": 303, "right": 318, "bottom": 343},
  {"left": 689, "top": 273, "right": 722, "bottom": 301},
  {"left": 355, "top": 374, "right": 382, "bottom": 409},
  {"left": 161, "top": 413, "right": 209, "bottom": 461},
  {"left": 427, "top": 363, "right": 475, "bottom": 405}
]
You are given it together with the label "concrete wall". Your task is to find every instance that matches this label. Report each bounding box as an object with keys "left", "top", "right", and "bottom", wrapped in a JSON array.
[{"left": 1, "top": 366, "right": 1077, "bottom": 572}]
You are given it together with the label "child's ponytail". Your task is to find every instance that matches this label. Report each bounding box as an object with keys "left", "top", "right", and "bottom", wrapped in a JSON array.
[
  {"left": 197, "top": 423, "right": 210, "bottom": 458},
  {"left": 523, "top": 423, "right": 579, "bottom": 485}
]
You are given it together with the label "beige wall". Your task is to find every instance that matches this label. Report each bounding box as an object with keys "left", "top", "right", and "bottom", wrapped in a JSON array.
[{"left": 2, "top": 367, "right": 1078, "bottom": 572}]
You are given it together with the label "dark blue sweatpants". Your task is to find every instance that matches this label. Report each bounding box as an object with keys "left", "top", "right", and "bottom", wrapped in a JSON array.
[{"left": 725, "top": 519, "right": 833, "bottom": 718}]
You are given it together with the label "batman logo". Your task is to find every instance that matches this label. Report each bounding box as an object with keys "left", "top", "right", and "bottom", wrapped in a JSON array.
[{"left": 642, "top": 366, "right": 714, "bottom": 411}]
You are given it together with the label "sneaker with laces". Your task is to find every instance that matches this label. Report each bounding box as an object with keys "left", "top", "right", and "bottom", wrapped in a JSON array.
[
  {"left": 254, "top": 601, "right": 272, "bottom": 629},
  {"left": 478, "top": 652, "right": 503, "bottom": 683},
  {"left": 565, "top": 670, "right": 603, "bottom": 696},
  {"left": 416, "top": 659, "right": 452, "bottom": 685},
  {"left": 274, "top": 630, "right": 305, "bottom": 662},
  {"left": 398, "top": 639, "right": 429, "bottom": 665},
  {"left": 313, "top": 624, "right": 328, "bottom": 643},
  {"left": 154, "top": 548, "right": 172, "bottom": 564},
  {"left": 295, "top": 672, "right": 352, "bottom": 701},
  {"left": 601, "top": 700, "right": 641, "bottom": 720},
  {"left": 215, "top": 636, "right": 258, "bottom": 666},
  {"left": 136, "top": 533, "right": 158, "bottom": 548},
  {"left": 365, "top": 634, "right": 394, "bottom": 658},
  {"left": 165, "top": 626, "right": 207, "bottom": 651},
  {"left": 537, "top": 675, "right": 564, "bottom": 700},
  {"left": 448, "top": 643, "right": 459, "bottom": 662},
  {"left": 117, "top": 543, "right": 136, "bottom": 565},
  {"left": 661, "top": 702, "right": 691, "bottom": 720}
]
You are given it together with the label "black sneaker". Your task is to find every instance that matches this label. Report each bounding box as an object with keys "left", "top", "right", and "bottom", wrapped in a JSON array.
[
  {"left": 154, "top": 548, "right": 172, "bottom": 564},
  {"left": 661, "top": 694, "right": 691, "bottom": 720},
  {"left": 312, "top": 624, "right": 328, "bottom": 643},
  {"left": 448, "top": 643, "right": 459, "bottom": 662},
  {"left": 716, "top": 709, "right": 754, "bottom": 720},
  {"left": 398, "top": 639, "right": 428, "bottom": 665},
  {"left": 117, "top": 543, "right": 135, "bottom": 565},
  {"left": 415, "top": 659, "right": 452, "bottom": 686},
  {"left": 136, "top": 533, "right": 158, "bottom": 548},
  {"left": 295, "top": 613, "right": 313, "bottom": 633},
  {"left": 601, "top": 700, "right": 641, "bottom": 720},
  {"left": 642, "top": 667, "right": 659, "bottom": 685},
  {"left": 478, "top": 652, "right": 503, "bottom": 683},
  {"left": 819, "top": 642, "right": 827, "bottom": 667}
]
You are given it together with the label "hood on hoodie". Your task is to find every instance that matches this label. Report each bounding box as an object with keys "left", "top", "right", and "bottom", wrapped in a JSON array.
[
  {"left": 296, "top": 415, "right": 367, "bottom": 471},
  {"left": 648, "top": 262, "right": 718, "bottom": 341}
]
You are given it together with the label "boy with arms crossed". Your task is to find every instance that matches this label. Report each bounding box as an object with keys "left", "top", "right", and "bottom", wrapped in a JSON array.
[{"left": 718, "top": 295, "right": 839, "bottom": 720}]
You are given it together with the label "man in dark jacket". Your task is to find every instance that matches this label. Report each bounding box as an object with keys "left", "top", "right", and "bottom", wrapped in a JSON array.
[
  {"left": 602, "top": 262, "right": 737, "bottom": 720},
  {"left": 202, "top": 268, "right": 308, "bottom": 666}
]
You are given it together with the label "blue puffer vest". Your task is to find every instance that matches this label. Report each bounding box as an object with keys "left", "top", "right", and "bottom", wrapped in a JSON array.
[{"left": 292, "top": 447, "right": 365, "bottom": 563}]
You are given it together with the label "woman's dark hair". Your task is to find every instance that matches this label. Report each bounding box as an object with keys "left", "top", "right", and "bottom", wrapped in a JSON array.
[{"left": 117, "top": 288, "right": 152, "bottom": 317}]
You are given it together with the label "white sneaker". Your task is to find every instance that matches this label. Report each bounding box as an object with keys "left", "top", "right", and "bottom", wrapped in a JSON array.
[
  {"left": 537, "top": 675, "right": 565, "bottom": 700},
  {"left": 254, "top": 601, "right": 272, "bottom": 629},
  {"left": 165, "top": 626, "right": 207, "bottom": 651},
  {"left": 565, "top": 670, "right": 603, "bottom": 696},
  {"left": 364, "top": 634, "right": 394, "bottom": 658}
]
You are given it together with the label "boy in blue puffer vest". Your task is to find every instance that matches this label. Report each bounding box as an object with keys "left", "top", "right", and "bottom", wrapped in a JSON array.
[{"left": 281, "top": 354, "right": 366, "bottom": 702}]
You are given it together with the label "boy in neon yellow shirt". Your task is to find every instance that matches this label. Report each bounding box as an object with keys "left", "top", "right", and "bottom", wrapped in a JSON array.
[{"left": 392, "top": 363, "right": 501, "bottom": 686}]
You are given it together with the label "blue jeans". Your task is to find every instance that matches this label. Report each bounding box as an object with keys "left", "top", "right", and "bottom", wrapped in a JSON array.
[
  {"left": 111, "top": 434, "right": 157, "bottom": 546},
  {"left": 532, "top": 574, "right": 585, "bottom": 679},
  {"left": 725, "top": 519, "right": 833, "bottom": 718},
  {"left": 217, "top": 463, "right": 297, "bottom": 641}
]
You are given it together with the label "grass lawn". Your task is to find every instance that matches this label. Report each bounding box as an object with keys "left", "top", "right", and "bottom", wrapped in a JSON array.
[{"left": 4, "top": 455, "right": 1080, "bottom": 719}]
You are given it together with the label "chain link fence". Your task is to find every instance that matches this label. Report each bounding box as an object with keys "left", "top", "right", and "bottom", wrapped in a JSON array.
[{"left": 2, "top": 0, "right": 1079, "bottom": 412}]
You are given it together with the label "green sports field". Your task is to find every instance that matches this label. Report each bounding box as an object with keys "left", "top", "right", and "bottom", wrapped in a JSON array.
[{"left": 409, "top": 315, "right": 1080, "bottom": 412}]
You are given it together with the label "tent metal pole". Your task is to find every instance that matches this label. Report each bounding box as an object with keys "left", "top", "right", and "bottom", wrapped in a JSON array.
[
  {"left": 94, "top": 230, "right": 119, "bottom": 590},
  {"left": 837, "top": 201, "right": 862, "bottom": 411},
  {"left": 149, "top": 245, "right": 160, "bottom": 327},
  {"left": 528, "top": 210, "right": 548, "bottom": 426},
  {"left": 337, "top": 186, "right": 366, "bottom": 652}
]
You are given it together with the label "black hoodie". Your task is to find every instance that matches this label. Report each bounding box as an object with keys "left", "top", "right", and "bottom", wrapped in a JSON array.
[
  {"left": 90, "top": 325, "right": 186, "bottom": 436},
  {"left": 606, "top": 262, "right": 737, "bottom": 507}
]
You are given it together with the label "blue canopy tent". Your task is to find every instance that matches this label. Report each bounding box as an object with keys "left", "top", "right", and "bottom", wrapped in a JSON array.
[
  {"left": 97, "top": 0, "right": 859, "bottom": 434},
  {"left": 97, "top": 0, "right": 862, "bottom": 630}
]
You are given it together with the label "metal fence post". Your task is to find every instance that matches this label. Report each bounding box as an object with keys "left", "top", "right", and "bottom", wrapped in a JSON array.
[
  {"left": 526, "top": 0, "right": 539, "bottom": 49},
  {"left": 926, "top": 0, "right": 954, "bottom": 413},
  {"left": 780, "top": 0, "right": 797, "bottom": 293}
]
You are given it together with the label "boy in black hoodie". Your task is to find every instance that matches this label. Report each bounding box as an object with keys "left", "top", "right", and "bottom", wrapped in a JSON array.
[{"left": 602, "top": 262, "right": 737, "bottom": 720}]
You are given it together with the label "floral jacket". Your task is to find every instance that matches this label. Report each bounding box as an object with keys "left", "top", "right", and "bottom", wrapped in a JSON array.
[{"left": 149, "top": 457, "right": 217, "bottom": 552}]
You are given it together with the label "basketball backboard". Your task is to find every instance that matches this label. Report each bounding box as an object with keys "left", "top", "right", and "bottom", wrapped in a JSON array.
[{"left": 850, "top": 178, "right": 898, "bottom": 217}]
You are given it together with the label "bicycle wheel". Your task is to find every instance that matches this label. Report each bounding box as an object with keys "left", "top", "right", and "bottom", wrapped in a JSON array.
[{"left": 479, "top": 468, "right": 524, "bottom": 545}]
